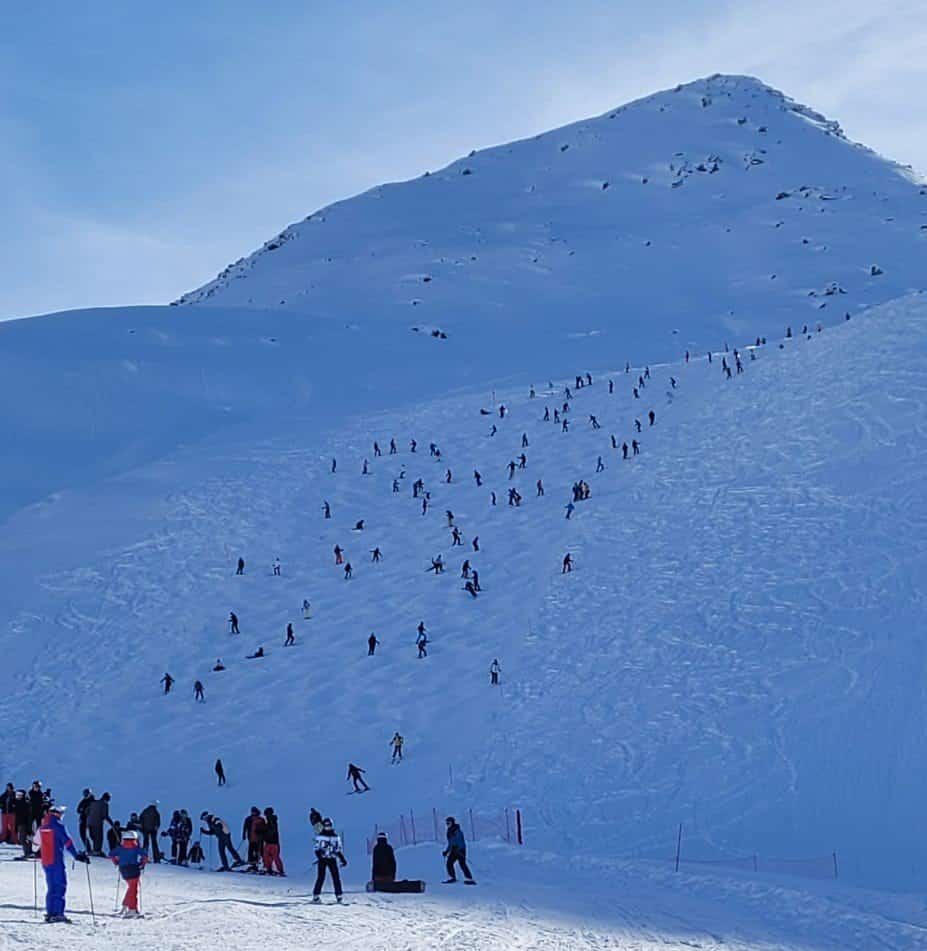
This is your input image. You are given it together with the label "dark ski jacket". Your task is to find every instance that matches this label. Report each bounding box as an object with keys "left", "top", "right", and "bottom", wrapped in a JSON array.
[
  {"left": 445, "top": 822, "right": 467, "bottom": 855},
  {"left": 76, "top": 793, "right": 94, "bottom": 822},
  {"left": 372, "top": 839, "right": 397, "bottom": 880},
  {"left": 13, "top": 796, "right": 31, "bottom": 826},
  {"left": 140, "top": 804, "right": 160, "bottom": 833},
  {"left": 86, "top": 797, "right": 111, "bottom": 829},
  {"left": 263, "top": 813, "right": 280, "bottom": 846}
]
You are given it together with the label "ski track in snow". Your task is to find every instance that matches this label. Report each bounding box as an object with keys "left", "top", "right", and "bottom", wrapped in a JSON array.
[{"left": 2, "top": 298, "right": 927, "bottom": 946}]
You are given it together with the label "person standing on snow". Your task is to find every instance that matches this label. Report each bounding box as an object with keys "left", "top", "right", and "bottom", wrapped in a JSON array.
[
  {"left": 236, "top": 557, "right": 245, "bottom": 575},
  {"left": 109, "top": 828, "right": 148, "bottom": 917},
  {"left": 160, "top": 672, "right": 174, "bottom": 695},
  {"left": 368, "top": 633, "right": 380, "bottom": 656},
  {"left": 285, "top": 623, "right": 295, "bottom": 646},
  {"left": 243, "top": 806, "right": 266, "bottom": 869},
  {"left": 194, "top": 680, "right": 205, "bottom": 702},
  {"left": 199, "top": 812, "right": 244, "bottom": 870},
  {"left": 442, "top": 816, "right": 475, "bottom": 884},
  {"left": 76, "top": 788, "right": 94, "bottom": 852},
  {"left": 40, "top": 804, "right": 89, "bottom": 923},
  {"left": 390, "top": 732, "right": 404, "bottom": 763},
  {"left": 86, "top": 791, "right": 113, "bottom": 856},
  {"left": 262, "top": 807, "right": 284, "bottom": 876},
  {"left": 371, "top": 832, "right": 397, "bottom": 887},
  {"left": 490, "top": 660, "right": 501, "bottom": 685},
  {"left": 229, "top": 612, "right": 240, "bottom": 635},
  {"left": 312, "top": 818, "right": 348, "bottom": 903},
  {"left": 215, "top": 759, "right": 226, "bottom": 786},
  {"left": 139, "top": 801, "right": 162, "bottom": 862},
  {"left": 562, "top": 553, "right": 573, "bottom": 573}
]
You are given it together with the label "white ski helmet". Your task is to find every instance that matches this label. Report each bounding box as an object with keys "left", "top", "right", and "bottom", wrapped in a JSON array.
[{"left": 122, "top": 830, "right": 140, "bottom": 842}]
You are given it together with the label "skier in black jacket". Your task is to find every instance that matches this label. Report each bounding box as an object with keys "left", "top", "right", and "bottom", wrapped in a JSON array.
[
  {"left": 262, "top": 807, "right": 284, "bottom": 875},
  {"left": 140, "top": 801, "right": 162, "bottom": 862},
  {"left": 13, "top": 790, "right": 32, "bottom": 857},
  {"left": 86, "top": 792, "right": 113, "bottom": 855},
  {"left": 76, "top": 789, "right": 94, "bottom": 852}
]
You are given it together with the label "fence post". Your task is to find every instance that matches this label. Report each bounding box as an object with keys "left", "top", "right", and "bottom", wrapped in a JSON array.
[
  {"left": 832, "top": 851, "right": 839, "bottom": 880},
  {"left": 752, "top": 853, "right": 758, "bottom": 873},
  {"left": 433, "top": 808, "right": 439, "bottom": 842},
  {"left": 516, "top": 809, "right": 523, "bottom": 845},
  {"left": 449, "top": 764, "right": 453, "bottom": 787},
  {"left": 399, "top": 814, "right": 408, "bottom": 847},
  {"left": 674, "top": 824, "right": 683, "bottom": 873},
  {"left": 505, "top": 808, "right": 511, "bottom": 843},
  {"left": 410, "top": 810, "right": 417, "bottom": 846},
  {"left": 469, "top": 808, "right": 476, "bottom": 843}
]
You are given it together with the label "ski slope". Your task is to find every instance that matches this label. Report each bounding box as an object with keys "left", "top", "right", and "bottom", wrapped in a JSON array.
[{"left": 2, "top": 73, "right": 927, "bottom": 949}]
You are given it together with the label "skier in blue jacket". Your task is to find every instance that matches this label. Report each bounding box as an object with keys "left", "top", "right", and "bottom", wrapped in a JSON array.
[
  {"left": 442, "top": 816, "right": 475, "bottom": 884},
  {"left": 39, "top": 804, "right": 89, "bottom": 923}
]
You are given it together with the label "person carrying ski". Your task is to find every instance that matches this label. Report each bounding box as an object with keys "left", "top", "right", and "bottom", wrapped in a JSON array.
[
  {"left": 262, "top": 807, "right": 284, "bottom": 875},
  {"left": 347, "top": 763, "right": 369, "bottom": 793},
  {"left": 390, "top": 732, "right": 404, "bottom": 763},
  {"left": 442, "top": 817, "right": 475, "bottom": 884},
  {"left": 368, "top": 633, "right": 380, "bottom": 656},
  {"left": 490, "top": 659, "right": 501, "bottom": 685},
  {"left": 312, "top": 818, "right": 347, "bottom": 903},
  {"left": 236, "top": 557, "right": 245, "bottom": 575},
  {"left": 285, "top": 623, "right": 295, "bottom": 646},
  {"left": 40, "top": 804, "right": 89, "bottom": 923},
  {"left": 140, "top": 801, "right": 162, "bottom": 862},
  {"left": 229, "top": 612, "right": 240, "bottom": 635},
  {"left": 199, "top": 813, "right": 244, "bottom": 870},
  {"left": 194, "top": 680, "right": 205, "bottom": 701},
  {"left": 160, "top": 672, "right": 174, "bottom": 695},
  {"left": 110, "top": 828, "right": 148, "bottom": 917},
  {"left": 215, "top": 759, "right": 226, "bottom": 786}
]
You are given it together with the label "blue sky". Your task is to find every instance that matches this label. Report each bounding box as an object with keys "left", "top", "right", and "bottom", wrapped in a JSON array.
[{"left": 3, "top": 0, "right": 925, "bottom": 319}]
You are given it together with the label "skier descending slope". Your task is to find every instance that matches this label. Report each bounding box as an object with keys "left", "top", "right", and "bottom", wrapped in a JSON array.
[
  {"left": 347, "top": 763, "right": 369, "bottom": 793},
  {"left": 312, "top": 818, "right": 348, "bottom": 903},
  {"left": 442, "top": 816, "right": 475, "bottom": 885},
  {"left": 109, "top": 829, "right": 148, "bottom": 917},
  {"left": 40, "top": 804, "right": 89, "bottom": 923}
]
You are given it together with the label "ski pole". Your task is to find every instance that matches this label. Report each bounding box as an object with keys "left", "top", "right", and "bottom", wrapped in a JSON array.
[
  {"left": 114, "top": 867, "right": 121, "bottom": 912},
  {"left": 85, "top": 861, "right": 96, "bottom": 926},
  {"left": 33, "top": 858, "right": 37, "bottom": 918},
  {"left": 138, "top": 874, "right": 143, "bottom": 916}
]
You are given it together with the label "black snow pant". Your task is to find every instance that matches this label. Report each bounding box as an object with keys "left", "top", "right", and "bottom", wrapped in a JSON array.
[
  {"left": 177, "top": 837, "right": 189, "bottom": 865},
  {"left": 143, "top": 829, "right": 162, "bottom": 862},
  {"left": 217, "top": 832, "right": 242, "bottom": 869},
  {"left": 248, "top": 840, "right": 261, "bottom": 865},
  {"left": 446, "top": 849, "right": 473, "bottom": 881},
  {"left": 79, "top": 818, "right": 90, "bottom": 852},
  {"left": 17, "top": 824, "right": 31, "bottom": 857},
  {"left": 314, "top": 857, "right": 343, "bottom": 897},
  {"left": 89, "top": 824, "right": 104, "bottom": 854}
]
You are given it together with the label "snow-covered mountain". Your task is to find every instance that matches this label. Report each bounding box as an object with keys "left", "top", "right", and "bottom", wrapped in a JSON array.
[
  {"left": 178, "top": 73, "right": 925, "bottom": 363},
  {"left": 2, "top": 74, "right": 927, "bottom": 948}
]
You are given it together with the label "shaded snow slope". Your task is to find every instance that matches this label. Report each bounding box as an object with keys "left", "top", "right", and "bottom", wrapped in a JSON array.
[
  {"left": 179, "top": 74, "right": 926, "bottom": 363},
  {"left": 2, "top": 293, "right": 926, "bottom": 902}
]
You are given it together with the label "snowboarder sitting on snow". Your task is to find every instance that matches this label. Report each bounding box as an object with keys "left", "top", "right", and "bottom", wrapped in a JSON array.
[
  {"left": 312, "top": 818, "right": 347, "bottom": 903},
  {"left": 110, "top": 829, "right": 148, "bottom": 917},
  {"left": 371, "top": 832, "right": 397, "bottom": 886},
  {"left": 442, "top": 817, "right": 475, "bottom": 884},
  {"left": 464, "top": 581, "right": 478, "bottom": 598},
  {"left": 247, "top": 646, "right": 265, "bottom": 659}
]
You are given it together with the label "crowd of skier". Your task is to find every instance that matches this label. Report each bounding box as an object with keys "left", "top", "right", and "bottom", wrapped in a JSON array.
[{"left": 1, "top": 778, "right": 477, "bottom": 921}]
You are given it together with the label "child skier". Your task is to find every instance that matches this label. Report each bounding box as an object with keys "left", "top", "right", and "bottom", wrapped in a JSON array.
[{"left": 110, "top": 828, "right": 148, "bottom": 917}]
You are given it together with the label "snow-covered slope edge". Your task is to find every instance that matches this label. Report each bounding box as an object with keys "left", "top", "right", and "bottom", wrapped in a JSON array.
[{"left": 177, "top": 74, "right": 926, "bottom": 364}]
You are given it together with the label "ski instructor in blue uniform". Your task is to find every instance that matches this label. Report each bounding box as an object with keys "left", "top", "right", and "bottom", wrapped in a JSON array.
[{"left": 40, "top": 803, "right": 90, "bottom": 923}]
